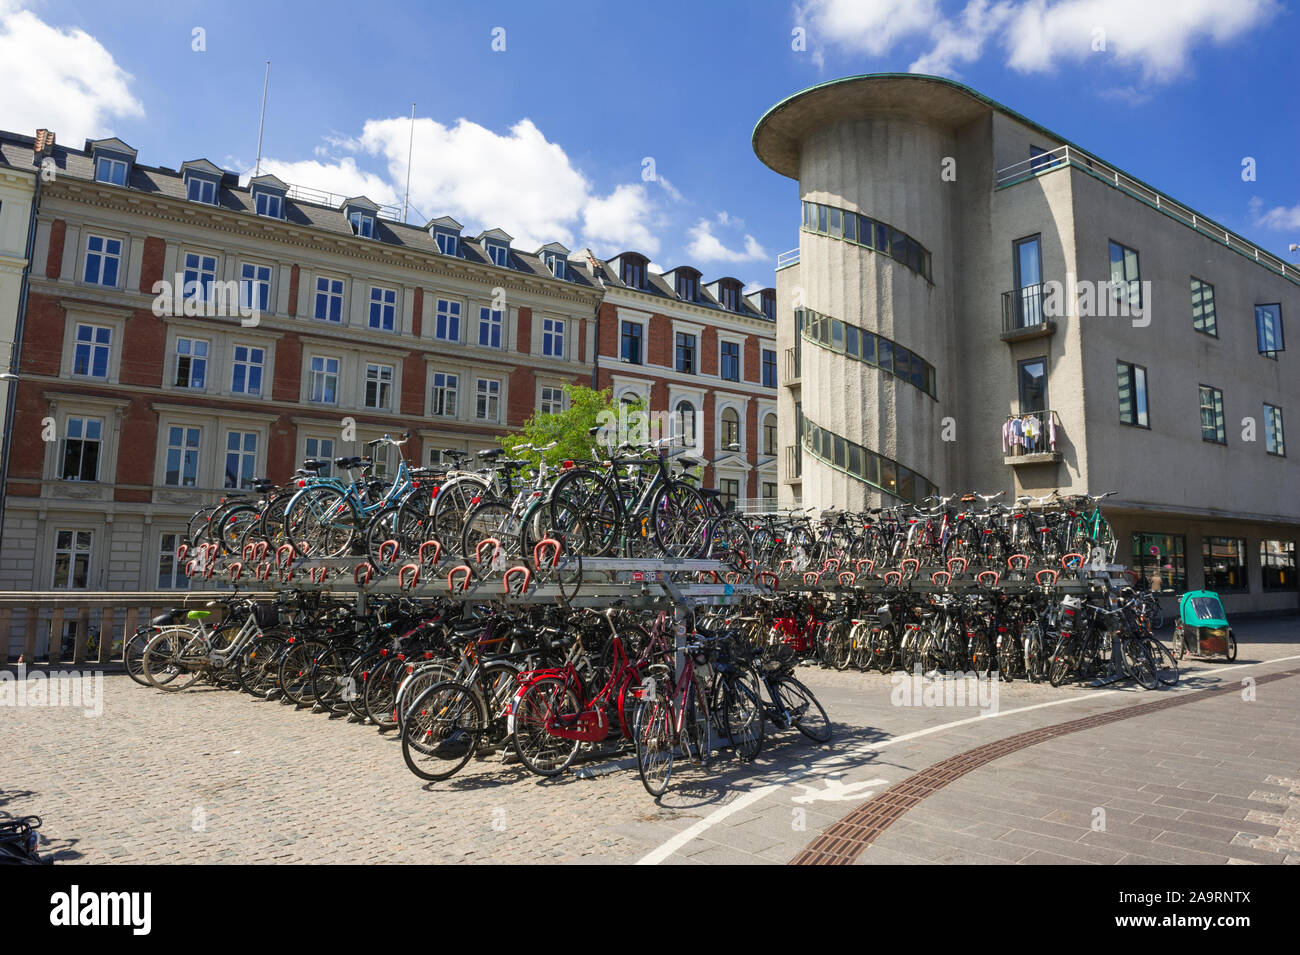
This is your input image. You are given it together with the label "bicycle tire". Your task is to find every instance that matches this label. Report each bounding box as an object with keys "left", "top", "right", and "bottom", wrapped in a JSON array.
[
  {"left": 511, "top": 677, "right": 583, "bottom": 777},
  {"left": 651, "top": 482, "right": 708, "bottom": 559},
  {"left": 633, "top": 694, "right": 675, "bottom": 798},
  {"left": 721, "top": 671, "right": 764, "bottom": 761},
  {"left": 547, "top": 469, "right": 620, "bottom": 557},
  {"left": 142, "top": 629, "right": 202, "bottom": 691},
  {"left": 401, "top": 681, "right": 486, "bottom": 781},
  {"left": 235, "top": 632, "right": 286, "bottom": 698},
  {"left": 778, "top": 676, "right": 832, "bottom": 743},
  {"left": 1146, "top": 637, "right": 1180, "bottom": 686}
]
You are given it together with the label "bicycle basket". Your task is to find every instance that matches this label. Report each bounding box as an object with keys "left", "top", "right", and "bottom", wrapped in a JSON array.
[{"left": 253, "top": 603, "right": 280, "bottom": 629}]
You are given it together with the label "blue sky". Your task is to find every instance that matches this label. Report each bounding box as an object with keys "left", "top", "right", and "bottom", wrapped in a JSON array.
[{"left": 2, "top": 0, "right": 1298, "bottom": 284}]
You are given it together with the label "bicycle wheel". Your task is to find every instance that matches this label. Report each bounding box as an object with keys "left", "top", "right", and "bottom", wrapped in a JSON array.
[
  {"left": 547, "top": 469, "right": 620, "bottom": 557},
  {"left": 278, "top": 639, "right": 325, "bottom": 706},
  {"left": 970, "top": 632, "right": 994, "bottom": 678},
  {"left": 401, "top": 682, "right": 486, "bottom": 781},
  {"left": 123, "top": 628, "right": 154, "bottom": 686},
  {"left": 285, "top": 487, "right": 358, "bottom": 559},
  {"left": 1123, "top": 638, "right": 1159, "bottom": 690},
  {"left": 216, "top": 502, "right": 262, "bottom": 557},
  {"left": 777, "top": 676, "right": 832, "bottom": 743},
  {"left": 651, "top": 482, "right": 709, "bottom": 558},
  {"left": 430, "top": 476, "right": 489, "bottom": 556},
  {"left": 707, "top": 513, "right": 752, "bottom": 571},
  {"left": 235, "top": 632, "right": 286, "bottom": 698},
  {"left": 142, "top": 629, "right": 202, "bottom": 691},
  {"left": 868, "top": 625, "right": 896, "bottom": 672},
  {"left": 311, "top": 644, "right": 357, "bottom": 713},
  {"left": 461, "top": 498, "right": 516, "bottom": 559},
  {"left": 392, "top": 661, "right": 458, "bottom": 728},
  {"left": 1146, "top": 637, "right": 1180, "bottom": 686},
  {"left": 1048, "top": 636, "right": 1075, "bottom": 687},
  {"left": 633, "top": 695, "right": 675, "bottom": 798},
  {"left": 683, "top": 681, "right": 712, "bottom": 767},
  {"left": 511, "top": 677, "right": 583, "bottom": 777},
  {"left": 721, "top": 672, "right": 764, "bottom": 762}
]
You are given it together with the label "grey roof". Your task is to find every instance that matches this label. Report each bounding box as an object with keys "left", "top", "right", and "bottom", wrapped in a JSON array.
[
  {"left": 596, "top": 251, "right": 774, "bottom": 322},
  {"left": 0, "top": 130, "right": 598, "bottom": 290}
]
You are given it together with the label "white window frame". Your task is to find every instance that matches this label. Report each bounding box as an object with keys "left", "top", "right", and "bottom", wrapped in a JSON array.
[
  {"left": 478, "top": 306, "right": 504, "bottom": 349},
  {"left": 230, "top": 343, "right": 266, "bottom": 396},
  {"left": 51, "top": 529, "right": 94, "bottom": 590},
  {"left": 254, "top": 191, "right": 283, "bottom": 219},
  {"left": 435, "top": 232, "right": 458, "bottom": 256},
  {"left": 303, "top": 436, "right": 336, "bottom": 477},
  {"left": 95, "top": 156, "right": 127, "bottom": 186},
  {"left": 539, "top": 385, "right": 565, "bottom": 416},
  {"left": 368, "top": 285, "right": 397, "bottom": 332},
  {"left": 430, "top": 371, "right": 459, "bottom": 418},
  {"left": 363, "top": 362, "right": 395, "bottom": 411},
  {"left": 476, "top": 377, "right": 501, "bottom": 422},
  {"left": 182, "top": 251, "right": 219, "bottom": 303},
  {"left": 435, "top": 298, "right": 462, "bottom": 342},
  {"left": 186, "top": 176, "right": 218, "bottom": 205},
  {"left": 82, "top": 233, "right": 122, "bottom": 288},
  {"left": 719, "top": 337, "right": 743, "bottom": 383},
  {"left": 239, "top": 262, "right": 273, "bottom": 313},
  {"left": 541, "top": 317, "right": 565, "bottom": 358},
  {"left": 173, "top": 336, "right": 210, "bottom": 390},
  {"left": 71, "top": 322, "right": 113, "bottom": 380},
  {"left": 223, "top": 430, "right": 260, "bottom": 490},
  {"left": 59, "top": 415, "right": 104, "bottom": 482},
  {"left": 314, "top": 275, "right": 346, "bottom": 323},
  {"left": 157, "top": 531, "right": 190, "bottom": 590},
  {"left": 163, "top": 424, "right": 203, "bottom": 488},
  {"left": 309, "top": 355, "right": 341, "bottom": 405},
  {"left": 349, "top": 211, "right": 374, "bottom": 238},
  {"left": 486, "top": 242, "right": 509, "bottom": 267}
]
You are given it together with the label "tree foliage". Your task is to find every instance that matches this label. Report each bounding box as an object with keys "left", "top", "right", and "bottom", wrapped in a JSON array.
[{"left": 499, "top": 384, "right": 643, "bottom": 467}]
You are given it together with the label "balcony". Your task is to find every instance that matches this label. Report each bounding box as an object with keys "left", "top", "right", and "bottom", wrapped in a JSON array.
[
  {"left": 776, "top": 248, "right": 800, "bottom": 270},
  {"left": 784, "top": 444, "right": 802, "bottom": 481},
  {"left": 1001, "top": 284, "right": 1056, "bottom": 342},
  {"left": 1003, "top": 410, "right": 1062, "bottom": 466},
  {"left": 783, "top": 347, "right": 800, "bottom": 385}
]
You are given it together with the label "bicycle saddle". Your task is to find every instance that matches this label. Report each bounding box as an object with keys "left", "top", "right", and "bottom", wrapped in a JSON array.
[
  {"left": 334, "top": 456, "right": 364, "bottom": 469},
  {"left": 150, "top": 608, "right": 190, "bottom": 627},
  {"left": 186, "top": 610, "right": 212, "bottom": 620},
  {"left": 301, "top": 459, "right": 326, "bottom": 472},
  {"left": 252, "top": 478, "right": 275, "bottom": 492},
  {"left": 476, "top": 449, "right": 505, "bottom": 461}
]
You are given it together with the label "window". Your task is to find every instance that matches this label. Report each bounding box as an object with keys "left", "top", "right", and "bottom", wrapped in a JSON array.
[
  {"left": 1265, "top": 404, "right": 1285, "bottom": 456},
  {"left": 476, "top": 378, "right": 501, "bottom": 421},
  {"left": 719, "top": 285, "right": 739, "bottom": 311},
  {"left": 719, "top": 479, "right": 739, "bottom": 510},
  {"left": 486, "top": 243, "right": 509, "bottom": 267},
  {"left": 182, "top": 252, "right": 218, "bottom": 302},
  {"left": 95, "top": 156, "right": 127, "bottom": 186},
  {"left": 546, "top": 253, "right": 566, "bottom": 279},
  {"left": 314, "top": 277, "right": 344, "bottom": 323},
  {"left": 1131, "top": 533, "right": 1187, "bottom": 593},
  {"left": 1191, "top": 277, "right": 1216, "bottom": 336},
  {"left": 305, "top": 437, "right": 334, "bottom": 477},
  {"left": 83, "top": 234, "right": 121, "bottom": 287},
  {"left": 435, "top": 299, "right": 462, "bottom": 341},
  {"left": 368, "top": 286, "right": 397, "bottom": 331},
  {"left": 435, "top": 231, "right": 458, "bottom": 256},
  {"left": 174, "top": 337, "right": 209, "bottom": 389},
  {"left": 720, "top": 407, "right": 740, "bottom": 449},
  {"left": 231, "top": 345, "right": 264, "bottom": 396},
  {"left": 164, "top": 426, "right": 201, "bottom": 487},
  {"left": 72, "top": 324, "right": 112, "bottom": 378},
  {"left": 762, "top": 482, "right": 777, "bottom": 508},
  {"left": 52, "top": 530, "right": 93, "bottom": 589},
  {"left": 1256, "top": 304, "right": 1284, "bottom": 358},
  {"left": 224, "top": 431, "right": 258, "bottom": 489},
  {"left": 621, "top": 321, "right": 643, "bottom": 364},
  {"left": 1013, "top": 235, "right": 1043, "bottom": 327},
  {"left": 1018, "top": 358, "right": 1047, "bottom": 413},
  {"left": 431, "top": 372, "right": 458, "bottom": 417},
  {"left": 760, "top": 290, "right": 776, "bottom": 320},
  {"left": 763, "top": 413, "right": 778, "bottom": 456},
  {"left": 1199, "top": 385, "right": 1225, "bottom": 444},
  {"left": 369, "top": 443, "right": 391, "bottom": 480},
  {"left": 1108, "top": 240, "right": 1141, "bottom": 310},
  {"left": 675, "top": 332, "right": 696, "bottom": 374},
  {"left": 541, "top": 318, "right": 565, "bottom": 358},
  {"left": 539, "top": 386, "right": 564, "bottom": 415},
  {"left": 676, "top": 273, "right": 698, "bottom": 302},
  {"left": 349, "top": 211, "right": 374, "bottom": 238},
  {"left": 621, "top": 258, "right": 645, "bottom": 289},
  {"left": 254, "top": 191, "right": 283, "bottom": 218},
  {"left": 675, "top": 401, "right": 696, "bottom": 445},
  {"left": 240, "top": 263, "right": 271, "bottom": 312},
  {"left": 1117, "top": 361, "right": 1148, "bottom": 427},
  {"left": 1029, "top": 145, "right": 1051, "bottom": 171},
  {"left": 364, "top": 363, "right": 394, "bottom": 410},
  {"left": 1261, "top": 540, "right": 1296, "bottom": 591},
  {"left": 309, "top": 356, "right": 339, "bottom": 404},
  {"left": 60, "top": 416, "right": 102, "bottom": 481},
  {"left": 720, "top": 341, "right": 740, "bottom": 382},
  {"left": 186, "top": 177, "right": 217, "bottom": 204},
  {"left": 158, "top": 533, "right": 189, "bottom": 590},
  {"left": 1203, "top": 537, "right": 1247, "bottom": 592},
  {"left": 761, "top": 348, "right": 777, "bottom": 388},
  {"left": 478, "top": 306, "right": 504, "bottom": 348}
]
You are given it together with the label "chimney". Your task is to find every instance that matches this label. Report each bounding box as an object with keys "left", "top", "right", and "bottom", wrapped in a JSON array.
[{"left": 34, "top": 128, "right": 55, "bottom": 162}]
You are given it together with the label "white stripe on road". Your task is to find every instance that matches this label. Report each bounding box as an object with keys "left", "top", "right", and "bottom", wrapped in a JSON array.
[{"left": 636, "top": 653, "right": 1300, "bottom": 865}]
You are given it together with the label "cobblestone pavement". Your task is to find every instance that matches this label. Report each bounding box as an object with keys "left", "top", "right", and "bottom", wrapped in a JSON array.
[{"left": 2, "top": 619, "right": 1297, "bottom": 864}]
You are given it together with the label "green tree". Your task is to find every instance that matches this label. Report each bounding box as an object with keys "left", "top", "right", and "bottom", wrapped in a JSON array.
[{"left": 500, "top": 384, "right": 644, "bottom": 467}]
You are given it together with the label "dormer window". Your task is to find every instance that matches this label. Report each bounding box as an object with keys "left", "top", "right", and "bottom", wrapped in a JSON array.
[
  {"left": 255, "top": 192, "right": 282, "bottom": 218},
  {"left": 719, "top": 283, "right": 739, "bottom": 311},
  {"left": 186, "top": 176, "right": 217, "bottom": 205},
  {"left": 95, "top": 157, "right": 127, "bottom": 186},
  {"left": 760, "top": 289, "right": 776, "bottom": 319},
  {"left": 675, "top": 271, "right": 699, "bottom": 302},
  {"left": 545, "top": 253, "right": 566, "bottom": 279},
  {"left": 621, "top": 256, "right": 646, "bottom": 290},
  {"left": 486, "top": 242, "right": 509, "bottom": 267},
  {"left": 349, "top": 211, "right": 374, "bottom": 238},
  {"left": 435, "top": 232, "right": 458, "bottom": 256},
  {"left": 429, "top": 217, "right": 464, "bottom": 257}
]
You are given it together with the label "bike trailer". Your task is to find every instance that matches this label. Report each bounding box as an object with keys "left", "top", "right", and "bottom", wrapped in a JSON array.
[{"left": 1172, "top": 590, "right": 1235, "bottom": 660}]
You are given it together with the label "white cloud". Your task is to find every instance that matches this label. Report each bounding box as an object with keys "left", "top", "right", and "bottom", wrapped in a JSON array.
[
  {"left": 799, "top": 0, "right": 1278, "bottom": 84},
  {"left": 244, "top": 156, "right": 399, "bottom": 206},
  {"left": 686, "top": 218, "right": 769, "bottom": 263},
  {"left": 1252, "top": 200, "right": 1300, "bottom": 231},
  {"left": 583, "top": 183, "right": 660, "bottom": 256},
  {"left": 0, "top": 2, "right": 144, "bottom": 141}
]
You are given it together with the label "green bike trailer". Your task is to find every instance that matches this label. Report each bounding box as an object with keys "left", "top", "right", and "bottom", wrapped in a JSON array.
[{"left": 1172, "top": 591, "right": 1236, "bottom": 661}]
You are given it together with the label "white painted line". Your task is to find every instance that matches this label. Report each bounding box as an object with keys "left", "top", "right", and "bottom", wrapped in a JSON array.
[{"left": 635, "top": 653, "right": 1300, "bottom": 865}]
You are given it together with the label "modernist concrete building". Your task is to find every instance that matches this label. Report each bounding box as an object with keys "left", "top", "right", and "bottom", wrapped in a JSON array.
[{"left": 754, "top": 73, "right": 1298, "bottom": 613}]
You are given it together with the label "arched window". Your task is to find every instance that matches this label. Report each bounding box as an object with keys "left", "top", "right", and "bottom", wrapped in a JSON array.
[
  {"left": 721, "top": 407, "right": 740, "bottom": 450},
  {"left": 763, "top": 413, "right": 778, "bottom": 456},
  {"left": 675, "top": 400, "right": 696, "bottom": 445}
]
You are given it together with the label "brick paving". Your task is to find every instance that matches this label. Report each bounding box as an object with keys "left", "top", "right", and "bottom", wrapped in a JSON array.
[{"left": 1, "top": 618, "right": 1297, "bottom": 864}]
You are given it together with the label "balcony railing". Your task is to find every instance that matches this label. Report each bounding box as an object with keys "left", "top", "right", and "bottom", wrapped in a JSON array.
[
  {"left": 283, "top": 182, "right": 404, "bottom": 222},
  {"left": 1002, "top": 284, "right": 1050, "bottom": 333},
  {"left": 1003, "top": 410, "right": 1061, "bottom": 461},
  {"left": 776, "top": 248, "right": 800, "bottom": 269},
  {"left": 783, "top": 346, "right": 800, "bottom": 383},
  {"left": 996, "top": 144, "right": 1297, "bottom": 287}
]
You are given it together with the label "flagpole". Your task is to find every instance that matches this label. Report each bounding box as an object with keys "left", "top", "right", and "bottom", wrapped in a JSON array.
[
  {"left": 254, "top": 61, "right": 270, "bottom": 177},
  {"left": 403, "top": 102, "right": 415, "bottom": 223}
]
